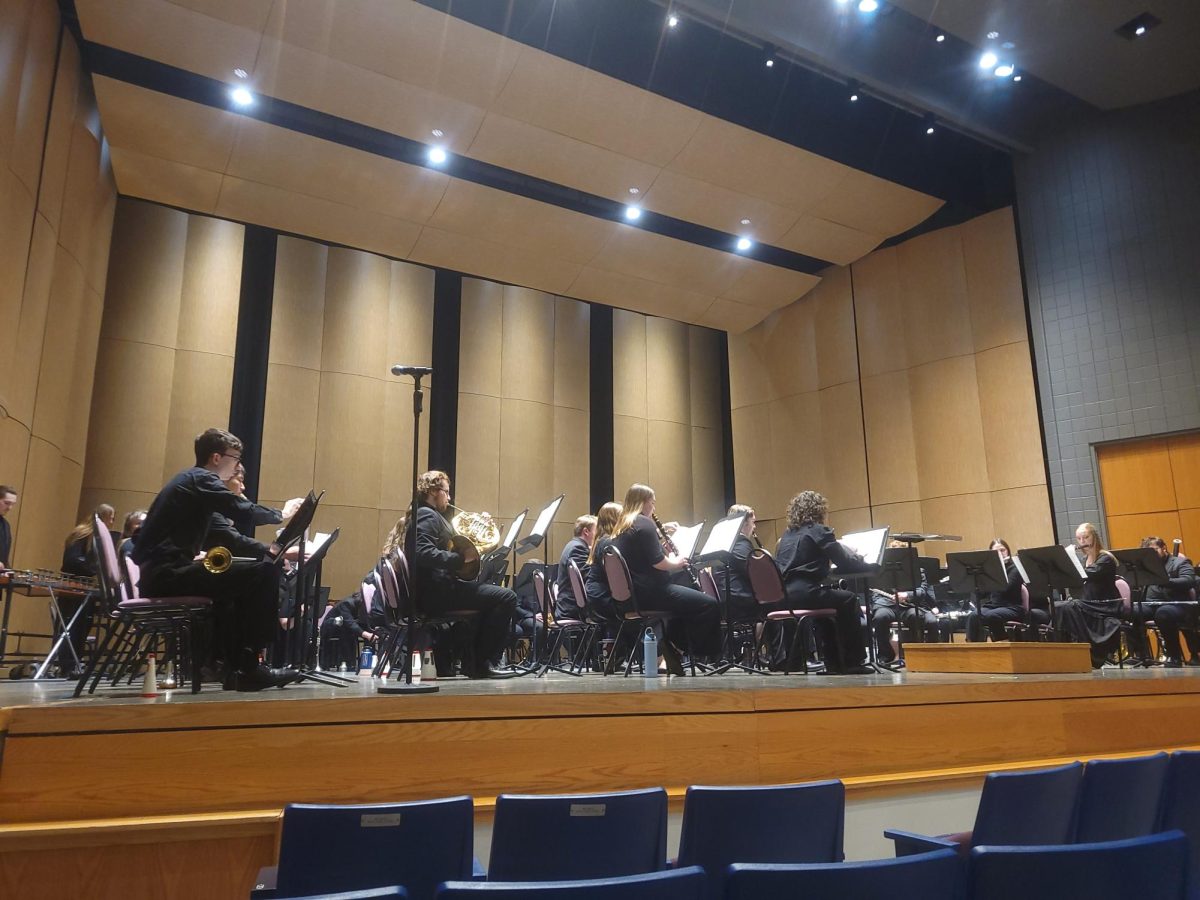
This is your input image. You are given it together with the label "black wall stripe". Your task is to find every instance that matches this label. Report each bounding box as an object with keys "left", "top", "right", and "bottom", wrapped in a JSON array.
[
  {"left": 228, "top": 225, "right": 276, "bottom": 515},
  {"left": 428, "top": 271, "right": 462, "bottom": 484},
  {"left": 589, "top": 304, "right": 615, "bottom": 512},
  {"left": 717, "top": 331, "right": 736, "bottom": 511}
]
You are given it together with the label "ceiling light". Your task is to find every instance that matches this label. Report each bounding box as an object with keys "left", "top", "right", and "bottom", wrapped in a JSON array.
[
  {"left": 233, "top": 68, "right": 248, "bottom": 79},
  {"left": 850, "top": 91, "right": 859, "bottom": 101},
  {"left": 1116, "top": 12, "right": 1160, "bottom": 40},
  {"left": 847, "top": 78, "right": 860, "bottom": 102},
  {"left": 230, "top": 86, "right": 254, "bottom": 107},
  {"left": 740, "top": 218, "right": 751, "bottom": 225},
  {"left": 935, "top": 33, "right": 945, "bottom": 42},
  {"left": 736, "top": 237, "right": 753, "bottom": 252},
  {"left": 923, "top": 113, "right": 936, "bottom": 135},
  {"left": 1013, "top": 75, "right": 1023, "bottom": 82},
  {"left": 987, "top": 30, "right": 999, "bottom": 39},
  {"left": 765, "top": 58, "right": 775, "bottom": 67},
  {"left": 1135, "top": 25, "right": 1146, "bottom": 35},
  {"left": 628, "top": 187, "right": 640, "bottom": 195},
  {"left": 994, "top": 63, "right": 1015, "bottom": 77},
  {"left": 667, "top": 13, "right": 679, "bottom": 27},
  {"left": 858, "top": 0, "right": 879, "bottom": 11},
  {"left": 763, "top": 43, "right": 777, "bottom": 67},
  {"left": 431, "top": 128, "right": 444, "bottom": 138},
  {"left": 978, "top": 51, "right": 998, "bottom": 69},
  {"left": 926, "top": 125, "right": 935, "bottom": 134},
  {"left": 1002, "top": 41, "right": 1016, "bottom": 49},
  {"left": 427, "top": 146, "right": 448, "bottom": 165},
  {"left": 625, "top": 206, "right": 642, "bottom": 221}
]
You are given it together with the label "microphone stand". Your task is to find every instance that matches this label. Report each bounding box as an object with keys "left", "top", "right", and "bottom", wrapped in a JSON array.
[{"left": 379, "top": 369, "right": 438, "bottom": 695}]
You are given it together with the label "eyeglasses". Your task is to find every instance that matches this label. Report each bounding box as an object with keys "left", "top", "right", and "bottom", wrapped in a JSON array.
[{"left": 221, "top": 453, "right": 242, "bottom": 462}]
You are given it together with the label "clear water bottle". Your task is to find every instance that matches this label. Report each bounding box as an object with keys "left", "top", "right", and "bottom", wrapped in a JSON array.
[{"left": 642, "top": 627, "right": 658, "bottom": 678}]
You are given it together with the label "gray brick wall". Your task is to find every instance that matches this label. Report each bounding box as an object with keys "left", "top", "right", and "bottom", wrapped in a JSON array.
[{"left": 1015, "top": 90, "right": 1200, "bottom": 542}]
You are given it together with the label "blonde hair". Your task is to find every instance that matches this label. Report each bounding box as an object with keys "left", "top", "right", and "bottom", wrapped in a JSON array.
[
  {"left": 65, "top": 504, "right": 115, "bottom": 548},
  {"left": 1075, "top": 521, "right": 1113, "bottom": 564},
  {"left": 786, "top": 491, "right": 827, "bottom": 528},
  {"left": 382, "top": 514, "right": 407, "bottom": 556},
  {"left": 573, "top": 515, "right": 597, "bottom": 537},
  {"left": 587, "top": 502, "right": 623, "bottom": 564},
  {"left": 614, "top": 484, "right": 655, "bottom": 537},
  {"left": 417, "top": 470, "right": 449, "bottom": 503}
]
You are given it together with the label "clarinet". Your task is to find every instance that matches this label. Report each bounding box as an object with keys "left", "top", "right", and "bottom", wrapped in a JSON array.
[
  {"left": 752, "top": 532, "right": 765, "bottom": 550},
  {"left": 652, "top": 513, "right": 702, "bottom": 589}
]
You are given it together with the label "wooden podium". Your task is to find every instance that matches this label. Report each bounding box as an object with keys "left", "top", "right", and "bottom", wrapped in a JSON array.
[{"left": 903, "top": 641, "right": 1093, "bottom": 674}]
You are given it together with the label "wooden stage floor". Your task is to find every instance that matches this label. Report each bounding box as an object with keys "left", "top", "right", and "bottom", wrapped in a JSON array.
[{"left": 3, "top": 667, "right": 1200, "bottom": 898}]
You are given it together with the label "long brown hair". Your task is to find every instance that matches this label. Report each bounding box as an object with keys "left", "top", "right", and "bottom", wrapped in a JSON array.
[
  {"left": 614, "top": 484, "right": 654, "bottom": 538},
  {"left": 65, "top": 504, "right": 115, "bottom": 548},
  {"left": 587, "top": 502, "right": 623, "bottom": 564}
]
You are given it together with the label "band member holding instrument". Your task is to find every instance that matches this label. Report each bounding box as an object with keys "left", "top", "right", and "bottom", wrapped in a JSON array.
[
  {"left": 612, "top": 484, "right": 721, "bottom": 662},
  {"left": 775, "top": 490, "right": 873, "bottom": 675},
  {"left": 722, "top": 504, "right": 759, "bottom": 621},
  {"left": 1130, "top": 537, "right": 1197, "bottom": 667},
  {"left": 0, "top": 485, "right": 18, "bottom": 571},
  {"left": 966, "top": 538, "right": 1045, "bottom": 642},
  {"left": 555, "top": 515, "right": 596, "bottom": 622},
  {"left": 134, "top": 428, "right": 299, "bottom": 691},
  {"left": 1053, "top": 522, "right": 1122, "bottom": 668},
  {"left": 411, "top": 470, "right": 517, "bottom": 679}
]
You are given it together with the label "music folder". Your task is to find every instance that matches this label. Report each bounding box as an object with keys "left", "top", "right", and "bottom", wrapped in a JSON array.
[
  {"left": 696, "top": 512, "right": 748, "bottom": 563},
  {"left": 670, "top": 522, "right": 704, "bottom": 560},
  {"left": 500, "top": 509, "right": 528, "bottom": 551},
  {"left": 832, "top": 526, "right": 890, "bottom": 570},
  {"left": 517, "top": 494, "right": 564, "bottom": 552},
  {"left": 272, "top": 490, "right": 323, "bottom": 565}
]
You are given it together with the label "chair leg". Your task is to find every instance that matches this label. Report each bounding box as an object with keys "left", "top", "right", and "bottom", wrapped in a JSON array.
[
  {"left": 604, "top": 621, "right": 627, "bottom": 676},
  {"left": 86, "top": 617, "right": 132, "bottom": 695}
]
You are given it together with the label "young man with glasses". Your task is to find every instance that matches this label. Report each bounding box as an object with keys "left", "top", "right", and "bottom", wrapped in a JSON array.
[{"left": 133, "top": 428, "right": 303, "bottom": 691}]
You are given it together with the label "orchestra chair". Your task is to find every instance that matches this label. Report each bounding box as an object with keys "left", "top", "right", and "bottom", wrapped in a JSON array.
[
  {"left": 252, "top": 797, "right": 474, "bottom": 900},
  {"left": 487, "top": 788, "right": 668, "bottom": 882},
  {"left": 533, "top": 567, "right": 594, "bottom": 676},
  {"left": 885, "top": 761, "right": 1083, "bottom": 857},
  {"left": 676, "top": 781, "right": 845, "bottom": 898},
  {"left": 725, "top": 848, "right": 961, "bottom": 900},
  {"left": 1114, "top": 576, "right": 1140, "bottom": 667},
  {"left": 565, "top": 560, "right": 601, "bottom": 673},
  {"left": 75, "top": 516, "right": 211, "bottom": 697},
  {"left": 1145, "top": 587, "right": 1198, "bottom": 663},
  {"left": 696, "top": 567, "right": 754, "bottom": 675},
  {"left": 968, "top": 831, "right": 1189, "bottom": 900},
  {"left": 436, "top": 867, "right": 705, "bottom": 899},
  {"left": 274, "top": 889, "right": 407, "bottom": 900},
  {"left": 747, "top": 548, "right": 842, "bottom": 675},
  {"left": 1161, "top": 750, "right": 1200, "bottom": 900},
  {"left": 1004, "top": 585, "right": 1051, "bottom": 642},
  {"left": 600, "top": 545, "right": 691, "bottom": 676},
  {"left": 1074, "top": 752, "right": 1170, "bottom": 843},
  {"left": 373, "top": 552, "right": 478, "bottom": 678}
]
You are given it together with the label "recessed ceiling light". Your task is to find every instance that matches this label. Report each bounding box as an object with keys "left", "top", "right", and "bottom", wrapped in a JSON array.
[
  {"left": 431, "top": 128, "right": 444, "bottom": 138},
  {"left": 994, "top": 63, "right": 1015, "bottom": 77},
  {"left": 987, "top": 30, "right": 1000, "bottom": 39},
  {"left": 667, "top": 13, "right": 679, "bottom": 27},
  {"left": 926, "top": 125, "right": 935, "bottom": 134},
  {"left": 628, "top": 187, "right": 640, "bottom": 195},
  {"left": 233, "top": 68, "right": 248, "bottom": 79},
  {"left": 765, "top": 58, "right": 774, "bottom": 67},
  {"left": 230, "top": 86, "right": 254, "bottom": 107},
  {"left": 1013, "top": 75, "right": 1023, "bottom": 82},
  {"left": 740, "top": 218, "right": 751, "bottom": 225},
  {"left": 1116, "top": 13, "right": 1160, "bottom": 40},
  {"left": 979, "top": 51, "right": 998, "bottom": 69},
  {"left": 850, "top": 92, "right": 859, "bottom": 101},
  {"left": 935, "top": 33, "right": 945, "bottom": 42},
  {"left": 1001, "top": 41, "right": 1016, "bottom": 49},
  {"left": 736, "top": 236, "right": 753, "bottom": 251},
  {"left": 625, "top": 206, "right": 642, "bottom": 221},
  {"left": 1135, "top": 25, "right": 1146, "bottom": 35},
  {"left": 858, "top": 0, "right": 879, "bottom": 11},
  {"left": 427, "top": 146, "right": 448, "bottom": 165}
]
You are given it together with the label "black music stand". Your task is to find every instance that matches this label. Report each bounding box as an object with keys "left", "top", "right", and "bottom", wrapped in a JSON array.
[
  {"left": 1111, "top": 547, "right": 1170, "bottom": 666},
  {"left": 290, "top": 528, "right": 352, "bottom": 686},
  {"left": 379, "top": 370, "right": 438, "bottom": 695},
  {"left": 694, "top": 512, "right": 751, "bottom": 675},
  {"left": 832, "top": 526, "right": 890, "bottom": 673},
  {"left": 947, "top": 550, "right": 1009, "bottom": 641},
  {"left": 1017, "top": 545, "right": 1086, "bottom": 640},
  {"left": 512, "top": 494, "right": 564, "bottom": 676},
  {"left": 480, "top": 510, "right": 527, "bottom": 587},
  {"left": 869, "top": 546, "right": 922, "bottom": 666}
]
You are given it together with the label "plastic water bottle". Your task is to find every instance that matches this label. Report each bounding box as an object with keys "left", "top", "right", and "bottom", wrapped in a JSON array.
[
  {"left": 421, "top": 651, "right": 438, "bottom": 681},
  {"left": 411, "top": 651, "right": 423, "bottom": 685},
  {"left": 642, "top": 627, "right": 658, "bottom": 678},
  {"left": 358, "top": 645, "right": 374, "bottom": 676}
]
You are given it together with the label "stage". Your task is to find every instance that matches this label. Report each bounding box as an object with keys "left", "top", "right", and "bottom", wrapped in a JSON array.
[{"left": 2, "top": 666, "right": 1200, "bottom": 898}]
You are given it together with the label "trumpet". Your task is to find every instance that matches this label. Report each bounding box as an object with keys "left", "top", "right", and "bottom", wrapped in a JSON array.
[{"left": 203, "top": 546, "right": 233, "bottom": 574}]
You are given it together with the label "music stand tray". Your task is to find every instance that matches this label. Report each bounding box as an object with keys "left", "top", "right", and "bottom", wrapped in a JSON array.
[
  {"left": 1017, "top": 545, "right": 1086, "bottom": 600},
  {"left": 947, "top": 550, "right": 1009, "bottom": 597}
]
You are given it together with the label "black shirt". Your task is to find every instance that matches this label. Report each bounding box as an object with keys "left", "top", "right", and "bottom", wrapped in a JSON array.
[
  {"left": 0, "top": 515, "right": 11, "bottom": 568},
  {"left": 555, "top": 537, "right": 590, "bottom": 620},
  {"left": 203, "top": 512, "right": 271, "bottom": 559},
  {"left": 586, "top": 535, "right": 614, "bottom": 605},
  {"left": 413, "top": 504, "right": 463, "bottom": 595},
  {"left": 1077, "top": 551, "right": 1119, "bottom": 603},
  {"left": 1146, "top": 554, "right": 1196, "bottom": 604},
  {"left": 133, "top": 466, "right": 273, "bottom": 575},
  {"left": 614, "top": 515, "right": 670, "bottom": 593},
  {"left": 982, "top": 557, "right": 1025, "bottom": 609},
  {"left": 776, "top": 521, "right": 869, "bottom": 591},
  {"left": 722, "top": 533, "right": 756, "bottom": 599}
]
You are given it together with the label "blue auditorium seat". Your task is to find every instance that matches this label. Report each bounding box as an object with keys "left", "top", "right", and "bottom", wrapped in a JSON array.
[
  {"left": 725, "top": 848, "right": 961, "bottom": 900},
  {"left": 1074, "top": 752, "right": 1170, "bottom": 842},
  {"left": 436, "top": 866, "right": 705, "bottom": 899},
  {"left": 1161, "top": 750, "right": 1200, "bottom": 900}
]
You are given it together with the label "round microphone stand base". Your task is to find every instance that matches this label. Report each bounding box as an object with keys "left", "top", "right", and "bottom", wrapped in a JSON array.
[{"left": 377, "top": 681, "right": 439, "bottom": 695}]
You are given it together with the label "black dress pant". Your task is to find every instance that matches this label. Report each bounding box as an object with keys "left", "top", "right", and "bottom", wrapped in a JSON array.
[
  {"left": 638, "top": 583, "right": 722, "bottom": 657},
  {"left": 783, "top": 582, "right": 866, "bottom": 669},
  {"left": 1134, "top": 602, "right": 1198, "bottom": 660},
  {"left": 420, "top": 580, "right": 517, "bottom": 672},
  {"left": 967, "top": 605, "right": 1027, "bottom": 642},
  {"left": 141, "top": 559, "right": 280, "bottom": 669},
  {"left": 872, "top": 605, "right": 937, "bottom": 662},
  {"left": 54, "top": 591, "right": 97, "bottom": 672}
]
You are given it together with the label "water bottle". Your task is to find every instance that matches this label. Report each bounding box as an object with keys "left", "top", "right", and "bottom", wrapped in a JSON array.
[
  {"left": 642, "top": 627, "right": 658, "bottom": 678},
  {"left": 411, "top": 651, "right": 423, "bottom": 685},
  {"left": 421, "top": 651, "right": 438, "bottom": 681},
  {"left": 358, "top": 645, "right": 374, "bottom": 676}
]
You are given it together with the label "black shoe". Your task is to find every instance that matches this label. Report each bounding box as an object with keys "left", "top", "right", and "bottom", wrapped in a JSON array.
[
  {"left": 1164, "top": 657, "right": 1184, "bottom": 669},
  {"left": 831, "top": 664, "right": 877, "bottom": 676},
  {"left": 1187, "top": 656, "right": 1200, "bottom": 668},
  {"left": 471, "top": 664, "right": 517, "bottom": 680},
  {"left": 225, "top": 665, "right": 298, "bottom": 692}
]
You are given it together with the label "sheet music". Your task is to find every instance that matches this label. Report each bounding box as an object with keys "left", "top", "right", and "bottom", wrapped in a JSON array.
[
  {"left": 1011, "top": 553, "right": 1031, "bottom": 584},
  {"left": 529, "top": 495, "right": 564, "bottom": 539},
  {"left": 1063, "top": 544, "right": 1088, "bottom": 578},
  {"left": 837, "top": 527, "right": 890, "bottom": 566},
  {"left": 670, "top": 522, "right": 704, "bottom": 560},
  {"left": 699, "top": 513, "right": 746, "bottom": 558},
  {"left": 502, "top": 511, "right": 527, "bottom": 549}
]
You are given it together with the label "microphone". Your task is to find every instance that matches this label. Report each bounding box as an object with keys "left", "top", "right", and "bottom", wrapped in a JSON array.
[{"left": 390, "top": 364, "right": 433, "bottom": 377}]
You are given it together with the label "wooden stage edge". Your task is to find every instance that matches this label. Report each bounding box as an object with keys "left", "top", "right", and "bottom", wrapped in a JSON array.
[{"left": 2, "top": 670, "right": 1200, "bottom": 897}]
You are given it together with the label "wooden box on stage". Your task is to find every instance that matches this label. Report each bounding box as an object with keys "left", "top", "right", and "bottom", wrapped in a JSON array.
[{"left": 903, "top": 641, "right": 1093, "bottom": 674}]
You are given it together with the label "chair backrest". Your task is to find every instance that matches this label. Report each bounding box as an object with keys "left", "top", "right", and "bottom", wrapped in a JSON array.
[
  {"left": 92, "top": 514, "right": 126, "bottom": 604},
  {"left": 124, "top": 556, "right": 142, "bottom": 599},
  {"left": 1020, "top": 583, "right": 1030, "bottom": 612},
  {"left": 278, "top": 888, "right": 408, "bottom": 900},
  {"left": 677, "top": 781, "right": 845, "bottom": 897},
  {"left": 969, "top": 831, "right": 1188, "bottom": 900},
  {"left": 567, "top": 560, "right": 588, "bottom": 613},
  {"left": 726, "top": 848, "right": 961, "bottom": 900},
  {"left": 1161, "top": 750, "right": 1200, "bottom": 896},
  {"left": 601, "top": 546, "right": 634, "bottom": 605},
  {"left": 1074, "top": 752, "right": 1170, "bottom": 843},
  {"left": 697, "top": 567, "right": 720, "bottom": 602},
  {"left": 488, "top": 788, "right": 667, "bottom": 881},
  {"left": 436, "top": 867, "right": 705, "bottom": 899},
  {"left": 275, "top": 796, "right": 474, "bottom": 900},
  {"left": 972, "top": 761, "right": 1083, "bottom": 846},
  {"left": 747, "top": 549, "right": 786, "bottom": 606},
  {"left": 533, "top": 570, "right": 558, "bottom": 607},
  {"left": 1116, "top": 575, "right": 1131, "bottom": 612}
]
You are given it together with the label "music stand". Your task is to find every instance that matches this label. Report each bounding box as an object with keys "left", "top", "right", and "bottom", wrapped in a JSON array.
[
  {"left": 290, "top": 528, "right": 352, "bottom": 686},
  {"left": 513, "top": 494, "right": 564, "bottom": 675},
  {"left": 1111, "top": 547, "right": 1170, "bottom": 666},
  {"left": 828, "top": 527, "right": 889, "bottom": 672},
  {"left": 869, "top": 546, "right": 922, "bottom": 665},
  {"left": 1017, "top": 546, "right": 1086, "bottom": 639},
  {"left": 693, "top": 512, "right": 753, "bottom": 675},
  {"left": 379, "top": 370, "right": 438, "bottom": 695},
  {"left": 480, "top": 509, "right": 527, "bottom": 587}
]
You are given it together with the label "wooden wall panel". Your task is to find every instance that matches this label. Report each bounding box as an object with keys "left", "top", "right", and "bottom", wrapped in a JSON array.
[
  {"left": 459, "top": 277, "right": 504, "bottom": 397},
  {"left": 730, "top": 404, "right": 772, "bottom": 518},
  {"left": 861, "top": 372, "right": 919, "bottom": 506},
  {"left": 961, "top": 207, "right": 1027, "bottom": 352},
  {"left": 990, "top": 485, "right": 1055, "bottom": 553},
  {"left": 454, "top": 393, "right": 502, "bottom": 516},
  {"left": 727, "top": 326, "right": 768, "bottom": 411},
  {"left": 498, "top": 398, "right": 554, "bottom": 518},
  {"left": 613, "top": 310, "right": 647, "bottom": 419},
  {"left": 162, "top": 350, "right": 235, "bottom": 480},
  {"left": 6, "top": 216, "right": 55, "bottom": 426},
  {"left": 258, "top": 365, "right": 320, "bottom": 503},
  {"left": 691, "top": 425, "right": 725, "bottom": 526},
  {"left": 1097, "top": 439, "right": 1176, "bottom": 516},
  {"left": 896, "top": 226, "right": 973, "bottom": 369},
  {"left": 613, "top": 414, "right": 650, "bottom": 501},
  {"left": 1179, "top": 508, "right": 1200, "bottom": 561},
  {"left": 268, "top": 236, "right": 327, "bottom": 369},
  {"left": 1168, "top": 434, "right": 1200, "bottom": 511},
  {"left": 851, "top": 247, "right": 907, "bottom": 377},
  {"left": 500, "top": 287, "right": 554, "bottom": 406},
  {"left": 871, "top": 501, "right": 923, "bottom": 536},
  {"left": 819, "top": 382, "right": 869, "bottom": 511},
  {"left": 688, "top": 327, "right": 722, "bottom": 431},
  {"left": 1106, "top": 512, "right": 1182, "bottom": 553},
  {"left": 976, "top": 342, "right": 1047, "bottom": 491},
  {"left": 763, "top": 300, "right": 817, "bottom": 398},
  {"left": 768, "top": 392, "right": 821, "bottom": 502},
  {"left": 321, "top": 248, "right": 390, "bottom": 377},
  {"left": 813, "top": 266, "right": 858, "bottom": 389},
  {"left": 176, "top": 215, "right": 242, "bottom": 356},
  {"left": 647, "top": 419, "right": 693, "bottom": 522},
  {"left": 97, "top": 201, "right": 187, "bottom": 348},
  {"left": 2, "top": 0, "right": 58, "bottom": 196},
  {"left": 920, "top": 492, "right": 996, "bottom": 561},
  {"left": 910, "top": 356, "right": 990, "bottom": 499}
]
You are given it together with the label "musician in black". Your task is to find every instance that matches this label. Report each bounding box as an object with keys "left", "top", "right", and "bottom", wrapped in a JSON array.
[
  {"left": 554, "top": 515, "right": 596, "bottom": 622},
  {"left": 1053, "top": 522, "right": 1122, "bottom": 668},
  {"left": 721, "top": 504, "right": 759, "bottom": 622},
  {"left": 133, "top": 428, "right": 300, "bottom": 691},
  {"left": 1131, "top": 537, "right": 1197, "bottom": 667},
  {"left": 775, "top": 491, "right": 873, "bottom": 675},
  {"left": 611, "top": 484, "right": 721, "bottom": 664},
  {"left": 871, "top": 540, "right": 938, "bottom": 667},
  {"left": 0, "top": 484, "right": 19, "bottom": 571},
  {"left": 56, "top": 504, "right": 119, "bottom": 676},
  {"left": 410, "top": 470, "right": 517, "bottom": 679},
  {"left": 119, "top": 509, "right": 146, "bottom": 559},
  {"left": 319, "top": 587, "right": 375, "bottom": 670},
  {"left": 585, "top": 502, "right": 622, "bottom": 625},
  {"left": 966, "top": 538, "right": 1048, "bottom": 642}
]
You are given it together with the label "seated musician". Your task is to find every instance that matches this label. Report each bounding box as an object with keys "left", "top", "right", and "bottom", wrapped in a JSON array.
[
  {"left": 62, "top": 504, "right": 117, "bottom": 577},
  {"left": 775, "top": 490, "right": 873, "bottom": 675},
  {"left": 319, "top": 587, "right": 375, "bottom": 670},
  {"left": 721, "top": 504, "right": 760, "bottom": 623},
  {"left": 585, "top": 502, "right": 623, "bottom": 625},
  {"left": 1130, "top": 537, "right": 1197, "bottom": 668},
  {"left": 611, "top": 484, "right": 721, "bottom": 667},
  {"left": 871, "top": 540, "right": 938, "bottom": 667},
  {"left": 966, "top": 538, "right": 1048, "bottom": 642},
  {"left": 554, "top": 515, "right": 596, "bottom": 623},
  {"left": 133, "top": 428, "right": 302, "bottom": 691},
  {"left": 410, "top": 470, "right": 518, "bottom": 679},
  {"left": 119, "top": 509, "right": 146, "bottom": 559},
  {"left": 53, "top": 504, "right": 118, "bottom": 677},
  {"left": 1053, "top": 522, "right": 1122, "bottom": 669},
  {"left": 0, "top": 484, "right": 17, "bottom": 572}
]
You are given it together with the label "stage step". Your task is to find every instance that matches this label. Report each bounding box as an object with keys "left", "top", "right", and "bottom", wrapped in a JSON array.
[{"left": 903, "top": 641, "right": 1093, "bottom": 674}]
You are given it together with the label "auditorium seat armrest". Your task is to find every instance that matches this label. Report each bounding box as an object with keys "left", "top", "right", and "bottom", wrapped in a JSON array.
[
  {"left": 250, "top": 864, "right": 277, "bottom": 898},
  {"left": 883, "top": 829, "right": 958, "bottom": 857}
]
